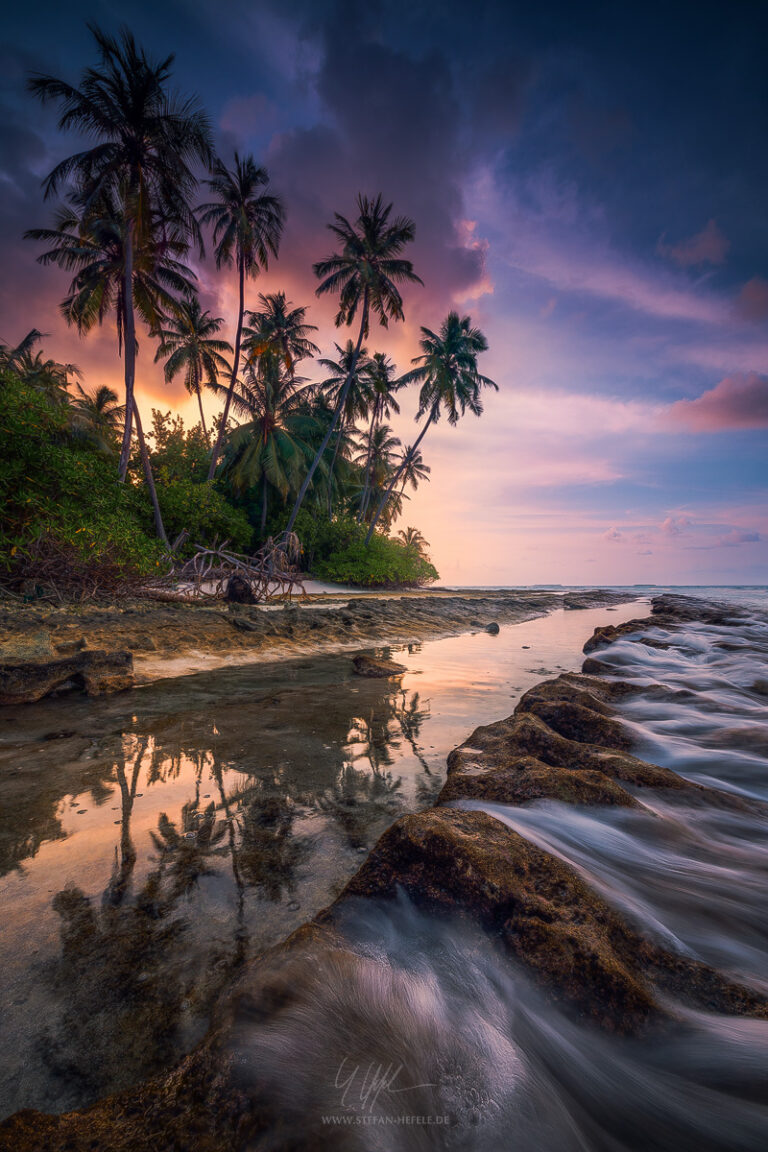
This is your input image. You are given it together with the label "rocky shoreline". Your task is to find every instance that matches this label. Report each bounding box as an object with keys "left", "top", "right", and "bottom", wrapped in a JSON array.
[
  {"left": 4, "top": 593, "right": 764, "bottom": 1151},
  {"left": 0, "top": 587, "right": 627, "bottom": 704}
]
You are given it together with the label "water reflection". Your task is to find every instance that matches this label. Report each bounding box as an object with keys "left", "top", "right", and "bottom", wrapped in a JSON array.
[{"left": 0, "top": 602, "right": 647, "bottom": 1118}]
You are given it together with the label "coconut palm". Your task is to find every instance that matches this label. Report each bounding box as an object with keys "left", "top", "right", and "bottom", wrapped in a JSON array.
[
  {"left": 212, "top": 354, "right": 321, "bottom": 533},
  {"left": 284, "top": 194, "right": 422, "bottom": 534},
  {"left": 352, "top": 423, "right": 402, "bottom": 525},
  {"left": 357, "top": 352, "right": 403, "bottom": 522},
  {"left": 395, "top": 445, "right": 431, "bottom": 504},
  {"left": 69, "top": 383, "right": 125, "bottom": 453},
  {"left": 242, "top": 291, "right": 319, "bottom": 375},
  {"left": 154, "top": 295, "right": 231, "bottom": 439},
  {"left": 198, "top": 154, "right": 285, "bottom": 481},
  {"left": 29, "top": 24, "right": 212, "bottom": 479},
  {"left": 397, "top": 526, "right": 430, "bottom": 557},
  {"left": 26, "top": 192, "right": 196, "bottom": 544},
  {"left": 365, "top": 312, "right": 496, "bottom": 543},
  {"left": 318, "top": 340, "right": 374, "bottom": 516}
]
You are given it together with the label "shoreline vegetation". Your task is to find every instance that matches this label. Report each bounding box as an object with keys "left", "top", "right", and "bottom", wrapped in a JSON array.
[
  {"left": 1, "top": 26, "right": 499, "bottom": 605},
  {"left": 2, "top": 594, "right": 766, "bottom": 1149}
]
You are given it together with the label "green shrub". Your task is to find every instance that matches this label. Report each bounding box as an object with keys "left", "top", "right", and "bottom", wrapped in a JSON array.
[{"left": 0, "top": 371, "right": 165, "bottom": 581}]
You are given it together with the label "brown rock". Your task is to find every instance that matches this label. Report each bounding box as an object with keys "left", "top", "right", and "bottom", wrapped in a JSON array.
[
  {"left": 352, "top": 653, "right": 407, "bottom": 678},
  {"left": 0, "top": 649, "right": 134, "bottom": 705}
]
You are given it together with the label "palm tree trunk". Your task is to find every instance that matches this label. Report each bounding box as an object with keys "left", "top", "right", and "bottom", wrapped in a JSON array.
[
  {"left": 260, "top": 472, "right": 268, "bottom": 535},
  {"left": 327, "top": 416, "right": 346, "bottom": 518},
  {"left": 286, "top": 291, "right": 369, "bottom": 535},
  {"left": 133, "top": 400, "right": 170, "bottom": 547},
  {"left": 194, "top": 362, "right": 208, "bottom": 440},
  {"left": 118, "top": 222, "right": 135, "bottom": 482},
  {"left": 357, "top": 399, "right": 379, "bottom": 522},
  {"left": 208, "top": 254, "right": 244, "bottom": 482},
  {"left": 197, "top": 385, "right": 208, "bottom": 440},
  {"left": 365, "top": 407, "right": 435, "bottom": 545}
]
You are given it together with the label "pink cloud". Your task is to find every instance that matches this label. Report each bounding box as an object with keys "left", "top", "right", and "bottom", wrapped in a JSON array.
[
  {"left": 668, "top": 372, "right": 768, "bottom": 431},
  {"left": 661, "top": 515, "right": 692, "bottom": 536},
  {"left": 603, "top": 527, "right": 623, "bottom": 542},
  {"left": 736, "top": 277, "right": 768, "bottom": 323},
  {"left": 657, "top": 219, "right": 729, "bottom": 268}
]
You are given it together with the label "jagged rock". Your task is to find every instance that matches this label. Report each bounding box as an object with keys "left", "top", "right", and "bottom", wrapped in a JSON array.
[
  {"left": 352, "top": 654, "right": 407, "bottom": 678},
  {"left": 0, "top": 649, "right": 134, "bottom": 705}
]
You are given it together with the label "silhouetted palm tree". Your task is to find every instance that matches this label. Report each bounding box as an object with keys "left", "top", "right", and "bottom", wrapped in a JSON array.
[
  {"left": 353, "top": 423, "right": 402, "bottom": 526},
  {"left": 199, "top": 153, "right": 284, "bottom": 480},
  {"left": 155, "top": 295, "right": 231, "bottom": 439},
  {"left": 69, "top": 383, "right": 125, "bottom": 453},
  {"left": 285, "top": 194, "right": 422, "bottom": 534},
  {"left": 397, "top": 526, "right": 430, "bottom": 557},
  {"left": 358, "top": 352, "right": 403, "bottom": 521},
  {"left": 243, "top": 291, "right": 319, "bottom": 375},
  {"left": 395, "top": 445, "right": 431, "bottom": 505},
  {"left": 29, "top": 25, "right": 212, "bottom": 479},
  {"left": 27, "top": 192, "right": 196, "bottom": 544},
  {"left": 318, "top": 340, "right": 374, "bottom": 516},
  {"left": 366, "top": 312, "right": 496, "bottom": 542}
]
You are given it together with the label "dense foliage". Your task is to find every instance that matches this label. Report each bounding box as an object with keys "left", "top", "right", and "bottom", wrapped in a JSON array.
[
  {"left": 293, "top": 511, "right": 438, "bottom": 588},
  {"left": 6, "top": 24, "right": 500, "bottom": 596},
  {"left": 0, "top": 371, "right": 163, "bottom": 586}
]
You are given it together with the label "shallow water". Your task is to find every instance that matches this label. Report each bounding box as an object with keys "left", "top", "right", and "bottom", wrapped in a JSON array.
[
  {"left": 0, "top": 599, "right": 643, "bottom": 1119},
  {"left": 226, "top": 593, "right": 768, "bottom": 1150}
]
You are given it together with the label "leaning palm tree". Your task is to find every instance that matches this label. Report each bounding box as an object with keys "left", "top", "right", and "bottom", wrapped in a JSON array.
[
  {"left": 26, "top": 191, "right": 196, "bottom": 544},
  {"left": 242, "top": 291, "right": 319, "bottom": 375},
  {"left": 154, "top": 295, "right": 231, "bottom": 439},
  {"left": 357, "top": 352, "right": 403, "bottom": 522},
  {"left": 29, "top": 24, "right": 212, "bottom": 479},
  {"left": 199, "top": 153, "right": 285, "bottom": 480},
  {"left": 69, "top": 382, "right": 125, "bottom": 453},
  {"left": 284, "top": 194, "right": 422, "bottom": 534},
  {"left": 318, "top": 340, "right": 374, "bottom": 516},
  {"left": 365, "top": 312, "right": 496, "bottom": 543}
]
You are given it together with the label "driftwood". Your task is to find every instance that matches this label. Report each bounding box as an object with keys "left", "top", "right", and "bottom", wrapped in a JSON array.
[{"left": 143, "top": 532, "right": 305, "bottom": 603}]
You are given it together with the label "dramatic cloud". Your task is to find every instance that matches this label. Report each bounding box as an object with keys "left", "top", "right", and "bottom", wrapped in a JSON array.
[
  {"left": 657, "top": 219, "right": 729, "bottom": 268},
  {"left": 668, "top": 373, "right": 768, "bottom": 431}
]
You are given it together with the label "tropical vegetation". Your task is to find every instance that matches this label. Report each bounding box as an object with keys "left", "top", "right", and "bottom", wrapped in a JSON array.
[{"left": 2, "top": 24, "right": 498, "bottom": 595}]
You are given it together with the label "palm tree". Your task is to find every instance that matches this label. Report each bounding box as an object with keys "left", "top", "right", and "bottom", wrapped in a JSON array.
[
  {"left": 357, "top": 352, "right": 403, "bottom": 521},
  {"left": 397, "top": 526, "right": 430, "bottom": 557},
  {"left": 26, "top": 192, "right": 196, "bottom": 544},
  {"left": 154, "top": 295, "right": 231, "bottom": 439},
  {"left": 29, "top": 24, "right": 212, "bottom": 480},
  {"left": 395, "top": 445, "right": 431, "bottom": 503},
  {"left": 69, "top": 382, "right": 125, "bottom": 453},
  {"left": 365, "top": 312, "right": 496, "bottom": 543},
  {"left": 242, "top": 291, "right": 319, "bottom": 375},
  {"left": 284, "top": 194, "right": 422, "bottom": 534},
  {"left": 212, "top": 354, "right": 321, "bottom": 533},
  {"left": 0, "top": 329, "right": 81, "bottom": 401},
  {"left": 318, "top": 340, "right": 374, "bottom": 516},
  {"left": 199, "top": 153, "right": 285, "bottom": 481},
  {"left": 352, "top": 423, "right": 402, "bottom": 525}
]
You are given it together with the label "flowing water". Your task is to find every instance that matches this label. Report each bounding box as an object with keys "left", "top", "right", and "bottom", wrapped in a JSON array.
[
  {"left": 3, "top": 589, "right": 768, "bottom": 1149},
  {"left": 228, "top": 589, "right": 768, "bottom": 1151},
  {"left": 0, "top": 598, "right": 642, "bottom": 1119}
]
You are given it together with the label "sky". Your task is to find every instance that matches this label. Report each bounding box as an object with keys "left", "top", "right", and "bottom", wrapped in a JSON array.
[{"left": 1, "top": 0, "right": 767, "bottom": 586}]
